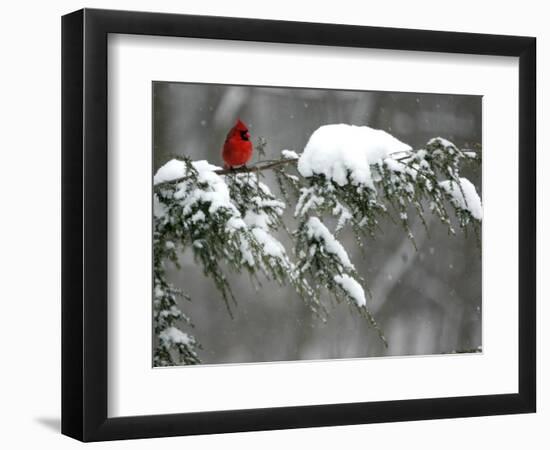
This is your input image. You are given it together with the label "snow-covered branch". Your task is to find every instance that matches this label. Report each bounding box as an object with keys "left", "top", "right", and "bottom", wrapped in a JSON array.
[
  {"left": 153, "top": 123, "right": 482, "bottom": 365},
  {"left": 154, "top": 156, "right": 299, "bottom": 189}
]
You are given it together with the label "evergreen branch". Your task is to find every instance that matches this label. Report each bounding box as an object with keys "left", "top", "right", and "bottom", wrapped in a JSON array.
[
  {"left": 153, "top": 135, "right": 482, "bottom": 365},
  {"left": 154, "top": 150, "right": 422, "bottom": 190},
  {"left": 154, "top": 158, "right": 299, "bottom": 189}
]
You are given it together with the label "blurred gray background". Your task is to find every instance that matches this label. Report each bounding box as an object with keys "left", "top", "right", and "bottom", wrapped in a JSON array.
[{"left": 153, "top": 82, "right": 482, "bottom": 364}]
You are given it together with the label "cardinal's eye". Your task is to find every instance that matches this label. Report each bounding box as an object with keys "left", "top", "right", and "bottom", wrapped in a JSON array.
[{"left": 240, "top": 130, "right": 249, "bottom": 141}]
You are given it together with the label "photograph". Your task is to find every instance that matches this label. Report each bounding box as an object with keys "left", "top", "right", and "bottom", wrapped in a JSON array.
[
  {"left": 152, "top": 82, "right": 483, "bottom": 367},
  {"left": 0, "top": 1, "right": 541, "bottom": 447}
]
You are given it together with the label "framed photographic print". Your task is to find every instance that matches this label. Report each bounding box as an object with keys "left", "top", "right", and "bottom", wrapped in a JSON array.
[{"left": 61, "top": 8, "right": 536, "bottom": 442}]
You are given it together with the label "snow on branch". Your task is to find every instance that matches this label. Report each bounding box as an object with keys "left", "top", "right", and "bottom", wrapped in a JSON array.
[
  {"left": 297, "top": 124, "right": 412, "bottom": 187},
  {"left": 440, "top": 178, "right": 483, "bottom": 221},
  {"left": 154, "top": 157, "right": 299, "bottom": 189},
  {"left": 153, "top": 124, "right": 481, "bottom": 365}
]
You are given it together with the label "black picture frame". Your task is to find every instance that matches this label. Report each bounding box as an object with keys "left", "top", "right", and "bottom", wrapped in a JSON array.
[{"left": 61, "top": 8, "right": 536, "bottom": 442}]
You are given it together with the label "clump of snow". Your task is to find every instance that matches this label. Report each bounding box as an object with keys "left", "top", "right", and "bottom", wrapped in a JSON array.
[
  {"left": 305, "top": 217, "right": 354, "bottom": 269},
  {"left": 281, "top": 149, "right": 299, "bottom": 159},
  {"left": 154, "top": 159, "right": 220, "bottom": 185},
  {"left": 191, "top": 210, "right": 206, "bottom": 223},
  {"left": 225, "top": 217, "right": 246, "bottom": 231},
  {"left": 332, "top": 203, "right": 352, "bottom": 232},
  {"left": 154, "top": 159, "right": 187, "bottom": 185},
  {"left": 428, "top": 137, "right": 458, "bottom": 151},
  {"left": 154, "top": 159, "right": 237, "bottom": 217},
  {"left": 154, "top": 285, "right": 164, "bottom": 298},
  {"left": 159, "top": 326, "right": 192, "bottom": 346},
  {"left": 334, "top": 274, "right": 366, "bottom": 307},
  {"left": 383, "top": 158, "right": 406, "bottom": 173},
  {"left": 191, "top": 160, "right": 221, "bottom": 173},
  {"left": 233, "top": 174, "right": 286, "bottom": 213},
  {"left": 295, "top": 186, "right": 325, "bottom": 216},
  {"left": 415, "top": 149, "right": 428, "bottom": 160},
  {"left": 254, "top": 198, "right": 286, "bottom": 211},
  {"left": 153, "top": 194, "right": 168, "bottom": 219},
  {"left": 243, "top": 209, "right": 288, "bottom": 261},
  {"left": 158, "top": 305, "right": 182, "bottom": 320},
  {"left": 244, "top": 210, "right": 272, "bottom": 229},
  {"left": 251, "top": 227, "right": 286, "bottom": 259},
  {"left": 229, "top": 173, "right": 290, "bottom": 263},
  {"left": 439, "top": 178, "right": 483, "bottom": 220},
  {"left": 239, "top": 240, "right": 255, "bottom": 267},
  {"left": 167, "top": 161, "right": 237, "bottom": 217},
  {"left": 298, "top": 124, "right": 412, "bottom": 187}
]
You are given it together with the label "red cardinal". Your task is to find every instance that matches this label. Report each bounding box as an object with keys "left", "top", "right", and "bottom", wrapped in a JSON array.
[{"left": 222, "top": 119, "right": 253, "bottom": 169}]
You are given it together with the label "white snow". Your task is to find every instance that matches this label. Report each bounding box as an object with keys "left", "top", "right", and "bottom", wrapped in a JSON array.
[
  {"left": 439, "top": 178, "right": 483, "bottom": 220},
  {"left": 243, "top": 210, "right": 288, "bottom": 262},
  {"left": 332, "top": 203, "right": 352, "bottom": 231},
  {"left": 383, "top": 158, "right": 406, "bottom": 173},
  {"left": 154, "top": 159, "right": 221, "bottom": 185},
  {"left": 244, "top": 210, "right": 272, "bottom": 229},
  {"left": 154, "top": 159, "right": 237, "bottom": 216},
  {"left": 154, "top": 161, "right": 293, "bottom": 267},
  {"left": 158, "top": 305, "right": 181, "bottom": 319},
  {"left": 295, "top": 186, "right": 325, "bottom": 216},
  {"left": 154, "top": 286, "right": 164, "bottom": 299},
  {"left": 158, "top": 326, "right": 192, "bottom": 346},
  {"left": 334, "top": 274, "right": 366, "bottom": 307},
  {"left": 415, "top": 149, "right": 428, "bottom": 160},
  {"left": 382, "top": 153, "right": 426, "bottom": 180},
  {"left": 190, "top": 210, "right": 206, "bottom": 223},
  {"left": 305, "top": 217, "right": 354, "bottom": 269},
  {"left": 250, "top": 197, "right": 285, "bottom": 211},
  {"left": 251, "top": 228, "right": 286, "bottom": 259},
  {"left": 154, "top": 159, "right": 187, "bottom": 185},
  {"left": 153, "top": 194, "right": 168, "bottom": 219},
  {"left": 166, "top": 161, "right": 237, "bottom": 217},
  {"left": 233, "top": 174, "right": 285, "bottom": 212},
  {"left": 225, "top": 217, "right": 246, "bottom": 231},
  {"left": 281, "top": 149, "right": 299, "bottom": 159},
  {"left": 298, "top": 124, "right": 412, "bottom": 187},
  {"left": 428, "top": 137, "right": 458, "bottom": 150},
  {"left": 239, "top": 239, "right": 255, "bottom": 267}
]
